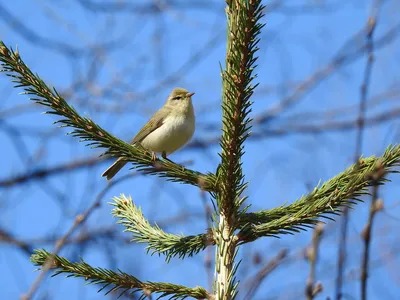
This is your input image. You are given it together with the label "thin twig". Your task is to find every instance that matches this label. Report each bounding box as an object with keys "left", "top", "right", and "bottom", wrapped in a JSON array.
[
  {"left": 19, "top": 172, "right": 148, "bottom": 300},
  {"left": 244, "top": 249, "right": 288, "bottom": 300},
  {"left": 0, "top": 228, "right": 33, "bottom": 255},
  {"left": 20, "top": 197, "right": 101, "bottom": 300},
  {"left": 359, "top": 4, "right": 380, "bottom": 300},
  {"left": 306, "top": 222, "right": 325, "bottom": 300},
  {"left": 253, "top": 21, "right": 400, "bottom": 125},
  {"left": 361, "top": 165, "right": 385, "bottom": 300},
  {"left": 0, "top": 156, "right": 102, "bottom": 187},
  {"left": 20, "top": 172, "right": 143, "bottom": 300},
  {"left": 336, "top": 2, "right": 379, "bottom": 298}
]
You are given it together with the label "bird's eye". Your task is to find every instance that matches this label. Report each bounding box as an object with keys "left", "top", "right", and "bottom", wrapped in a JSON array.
[{"left": 174, "top": 96, "right": 182, "bottom": 100}]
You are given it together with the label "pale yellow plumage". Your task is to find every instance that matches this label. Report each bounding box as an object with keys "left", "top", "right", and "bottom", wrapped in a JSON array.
[{"left": 102, "top": 88, "right": 195, "bottom": 180}]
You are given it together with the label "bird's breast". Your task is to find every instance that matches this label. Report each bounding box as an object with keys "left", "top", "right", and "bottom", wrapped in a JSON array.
[{"left": 140, "top": 114, "right": 195, "bottom": 154}]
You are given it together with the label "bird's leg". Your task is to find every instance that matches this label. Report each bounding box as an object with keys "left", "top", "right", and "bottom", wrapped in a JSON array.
[
  {"left": 162, "top": 151, "right": 174, "bottom": 163},
  {"left": 162, "top": 151, "right": 184, "bottom": 171},
  {"left": 161, "top": 151, "right": 167, "bottom": 159}
]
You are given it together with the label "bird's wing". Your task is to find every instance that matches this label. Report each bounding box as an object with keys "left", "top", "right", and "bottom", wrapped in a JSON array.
[{"left": 130, "top": 108, "right": 168, "bottom": 144}]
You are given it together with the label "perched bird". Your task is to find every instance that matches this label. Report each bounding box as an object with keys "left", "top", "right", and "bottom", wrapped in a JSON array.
[{"left": 102, "top": 87, "right": 195, "bottom": 180}]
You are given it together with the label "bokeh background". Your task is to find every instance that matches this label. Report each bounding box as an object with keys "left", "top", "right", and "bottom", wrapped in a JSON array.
[{"left": 1, "top": 0, "right": 400, "bottom": 299}]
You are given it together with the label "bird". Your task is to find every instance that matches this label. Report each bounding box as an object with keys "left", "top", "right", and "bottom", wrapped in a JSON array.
[{"left": 102, "top": 87, "right": 195, "bottom": 180}]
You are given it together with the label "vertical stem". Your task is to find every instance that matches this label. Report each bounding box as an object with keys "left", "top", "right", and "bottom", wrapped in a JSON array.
[
  {"left": 306, "top": 223, "right": 324, "bottom": 300},
  {"left": 214, "top": 1, "right": 264, "bottom": 298},
  {"left": 215, "top": 214, "right": 238, "bottom": 299},
  {"left": 336, "top": 207, "right": 349, "bottom": 300},
  {"left": 358, "top": 3, "right": 379, "bottom": 299},
  {"left": 201, "top": 191, "right": 214, "bottom": 290},
  {"left": 336, "top": 2, "right": 379, "bottom": 299},
  {"left": 360, "top": 179, "right": 381, "bottom": 300}
]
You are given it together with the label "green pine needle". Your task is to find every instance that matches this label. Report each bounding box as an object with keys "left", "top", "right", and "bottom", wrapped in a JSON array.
[
  {"left": 215, "top": 1, "right": 265, "bottom": 299},
  {"left": 238, "top": 145, "right": 400, "bottom": 241},
  {"left": 111, "top": 195, "right": 215, "bottom": 261},
  {"left": 0, "top": 42, "right": 217, "bottom": 192},
  {"left": 30, "top": 249, "right": 213, "bottom": 299}
]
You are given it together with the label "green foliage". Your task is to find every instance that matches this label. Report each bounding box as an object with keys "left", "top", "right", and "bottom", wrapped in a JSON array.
[
  {"left": 238, "top": 145, "right": 400, "bottom": 241},
  {"left": 217, "top": 0, "right": 265, "bottom": 215},
  {"left": 111, "top": 195, "right": 215, "bottom": 261},
  {"left": 214, "top": 1, "right": 265, "bottom": 298},
  {"left": 0, "top": 42, "right": 217, "bottom": 192},
  {"left": 31, "top": 249, "right": 213, "bottom": 299}
]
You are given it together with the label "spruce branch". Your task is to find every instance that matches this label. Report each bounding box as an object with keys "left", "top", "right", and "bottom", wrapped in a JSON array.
[
  {"left": 238, "top": 145, "right": 400, "bottom": 242},
  {"left": 215, "top": 1, "right": 264, "bottom": 299},
  {"left": 31, "top": 249, "right": 214, "bottom": 300},
  {"left": 0, "top": 42, "right": 217, "bottom": 192},
  {"left": 111, "top": 195, "right": 215, "bottom": 261},
  {"left": 218, "top": 0, "right": 264, "bottom": 216}
]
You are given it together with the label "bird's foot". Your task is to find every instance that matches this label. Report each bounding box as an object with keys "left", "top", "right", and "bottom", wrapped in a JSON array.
[
  {"left": 162, "top": 151, "right": 173, "bottom": 163},
  {"left": 144, "top": 150, "right": 157, "bottom": 163},
  {"left": 151, "top": 151, "right": 157, "bottom": 162}
]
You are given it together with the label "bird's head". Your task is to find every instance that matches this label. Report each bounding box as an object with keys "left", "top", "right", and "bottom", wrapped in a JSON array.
[{"left": 166, "top": 88, "right": 195, "bottom": 107}]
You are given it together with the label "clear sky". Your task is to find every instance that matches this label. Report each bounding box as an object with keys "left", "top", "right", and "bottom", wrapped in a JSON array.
[{"left": 1, "top": 1, "right": 400, "bottom": 299}]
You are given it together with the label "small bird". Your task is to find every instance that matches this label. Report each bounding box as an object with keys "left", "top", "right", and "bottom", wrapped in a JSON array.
[{"left": 102, "top": 87, "right": 195, "bottom": 180}]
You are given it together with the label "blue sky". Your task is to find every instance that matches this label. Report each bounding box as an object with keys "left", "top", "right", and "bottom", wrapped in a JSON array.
[{"left": 1, "top": 1, "right": 400, "bottom": 299}]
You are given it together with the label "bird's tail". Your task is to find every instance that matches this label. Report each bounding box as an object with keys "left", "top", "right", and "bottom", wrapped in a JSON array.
[{"left": 101, "top": 158, "right": 127, "bottom": 180}]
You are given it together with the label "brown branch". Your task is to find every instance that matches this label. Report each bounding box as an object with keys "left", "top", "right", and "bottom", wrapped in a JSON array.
[
  {"left": 359, "top": 10, "right": 380, "bottom": 300},
  {"left": 21, "top": 194, "right": 102, "bottom": 300},
  {"left": 336, "top": 2, "right": 380, "bottom": 299},
  {"left": 76, "top": 0, "right": 222, "bottom": 13},
  {"left": 0, "top": 156, "right": 102, "bottom": 188},
  {"left": 0, "top": 3, "right": 123, "bottom": 57},
  {"left": 253, "top": 108, "right": 400, "bottom": 136},
  {"left": 267, "top": 0, "right": 344, "bottom": 16},
  {"left": 273, "top": 87, "right": 400, "bottom": 124},
  {"left": 253, "top": 21, "right": 400, "bottom": 125},
  {"left": 244, "top": 249, "right": 288, "bottom": 300},
  {"left": 139, "top": 31, "right": 224, "bottom": 101},
  {"left": 2, "top": 209, "right": 206, "bottom": 252},
  {"left": 0, "top": 228, "right": 33, "bottom": 256},
  {"left": 76, "top": 0, "right": 339, "bottom": 16},
  {"left": 305, "top": 223, "right": 324, "bottom": 300},
  {"left": 360, "top": 166, "right": 385, "bottom": 300},
  {"left": 190, "top": 106, "right": 400, "bottom": 150}
]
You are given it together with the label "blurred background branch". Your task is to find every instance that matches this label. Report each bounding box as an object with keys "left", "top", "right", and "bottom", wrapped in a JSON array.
[{"left": 1, "top": 0, "right": 400, "bottom": 299}]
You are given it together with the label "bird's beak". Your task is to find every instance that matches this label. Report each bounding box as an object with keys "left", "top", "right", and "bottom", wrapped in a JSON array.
[{"left": 187, "top": 92, "right": 195, "bottom": 97}]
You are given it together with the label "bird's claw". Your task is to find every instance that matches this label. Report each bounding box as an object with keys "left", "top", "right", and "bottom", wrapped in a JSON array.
[
  {"left": 162, "top": 151, "right": 175, "bottom": 164},
  {"left": 144, "top": 150, "right": 157, "bottom": 163}
]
